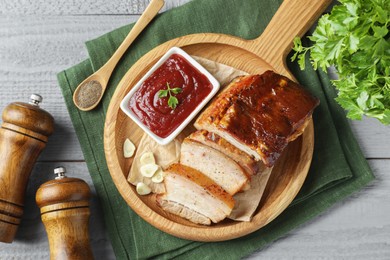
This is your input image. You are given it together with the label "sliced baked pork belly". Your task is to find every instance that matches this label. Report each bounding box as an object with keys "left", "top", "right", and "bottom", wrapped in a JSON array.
[
  {"left": 180, "top": 138, "right": 249, "bottom": 195},
  {"left": 195, "top": 70, "right": 319, "bottom": 167},
  {"left": 188, "top": 130, "right": 259, "bottom": 176},
  {"left": 156, "top": 163, "right": 235, "bottom": 225}
]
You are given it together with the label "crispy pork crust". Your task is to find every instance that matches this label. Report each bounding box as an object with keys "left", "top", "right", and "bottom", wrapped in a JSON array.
[{"left": 195, "top": 70, "right": 319, "bottom": 167}]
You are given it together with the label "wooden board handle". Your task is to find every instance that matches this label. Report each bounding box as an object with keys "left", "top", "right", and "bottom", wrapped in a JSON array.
[{"left": 245, "top": 0, "right": 332, "bottom": 75}]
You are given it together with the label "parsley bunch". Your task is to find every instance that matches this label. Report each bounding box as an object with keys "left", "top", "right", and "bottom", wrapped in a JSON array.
[{"left": 292, "top": 0, "right": 390, "bottom": 124}]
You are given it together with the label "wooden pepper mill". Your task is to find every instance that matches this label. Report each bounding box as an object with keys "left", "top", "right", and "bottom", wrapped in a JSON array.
[
  {"left": 0, "top": 94, "right": 54, "bottom": 243},
  {"left": 36, "top": 166, "right": 94, "bottom": 260}
]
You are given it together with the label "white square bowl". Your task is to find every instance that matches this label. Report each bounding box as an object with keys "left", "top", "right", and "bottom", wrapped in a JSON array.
[{"left": 120, "top": 47, "right": 220, "bottom": 145}]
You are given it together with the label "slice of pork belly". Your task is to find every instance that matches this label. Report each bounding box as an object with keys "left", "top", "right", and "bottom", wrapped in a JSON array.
[
  {"left": 194, "top": 70, "right": 319, "bottom": 167},
  {"left": 188, "top": 130, "right": 259, "bottom": 176},
  {"left": 157, "top": 163, "right": 235, "bottom": 225},
  {"left": 180, "top": 139, "right": 249, "bottom": 195}
]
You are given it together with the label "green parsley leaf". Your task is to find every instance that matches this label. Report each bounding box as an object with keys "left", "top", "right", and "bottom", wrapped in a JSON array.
[
  {"left": 348, "top": 34, "right": 359, "bottom": 53},
  {"left": 158, "top": 89, "right": 168, "bottom": 98},
  {"left": 356, "top": 91, "right": 369, "bottom": 110},
  {"left": 168, "top": 96, "right": 179, "bottom": 109},
  {"left": 381, "top": 110, "right": 390, "bottom": 125},
  {"left": 171, "top": 88, "right": 183, "bottom": 95}
]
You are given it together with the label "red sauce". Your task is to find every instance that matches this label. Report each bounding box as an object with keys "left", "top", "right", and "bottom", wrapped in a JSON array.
[{"left": 129, "top": 53, "right": 213, "bottom": 138}]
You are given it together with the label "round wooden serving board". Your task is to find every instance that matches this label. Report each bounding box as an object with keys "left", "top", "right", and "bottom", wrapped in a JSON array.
[{"left": 104, "top": 0, "right": 331, "bottom": 242}]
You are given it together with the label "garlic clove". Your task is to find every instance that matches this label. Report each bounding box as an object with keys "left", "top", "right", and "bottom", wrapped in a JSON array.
[
  {"left": 140, "top": 152, "right": 155, "bottom": 165},
  {"left": 140, "top": 163, "right": 159, "bottom": 178},
  {"left": 123, "top": 138, "right": 136, "bottom": 158},
  {"left": 136, "top": 182, "right": 151, "bottom": 195},
  {"left": 151, "top": 168, "right": 164, "bottom": 183}
]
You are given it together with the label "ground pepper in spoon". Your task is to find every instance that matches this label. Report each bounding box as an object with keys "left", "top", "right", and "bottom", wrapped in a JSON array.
[
  {"left": 73, "top": 0, "right": 165, "bottom": 111},
  {"left": 74, "top": 80, "right": 102, "bottom": 109}
]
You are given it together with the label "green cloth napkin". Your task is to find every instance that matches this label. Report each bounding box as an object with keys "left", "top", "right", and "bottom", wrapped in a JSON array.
[{"left": 57, "top": 0, "right": 375, "bottom": 259}]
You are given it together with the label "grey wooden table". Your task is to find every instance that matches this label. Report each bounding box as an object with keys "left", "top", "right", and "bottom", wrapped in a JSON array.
[{"left": 0, "top": 0, "right": 389, "bottom": 259}]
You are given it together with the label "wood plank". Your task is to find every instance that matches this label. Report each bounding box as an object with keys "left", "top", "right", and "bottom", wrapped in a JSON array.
[
  {"left": 1, "top": 15, "right": 389, "bottom": 161},
  {"left": 249, "top": 159, "right": 390, "bottom": 259},
  {"left": 0, "top": 15, "right": 135, "bottom": 161},
  {"left": 0, "top": 0, "right": 192, "bottom": 15},
  {"left": 0, "top": 0, "right": 387, "bottom": 258},
  {"left": 349, "top": 117, "right": 390, "bottom": 159}
]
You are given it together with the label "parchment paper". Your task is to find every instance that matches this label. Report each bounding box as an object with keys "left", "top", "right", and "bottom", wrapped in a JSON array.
[{"left": 127, "top": 56, "right": 273, "bottom": 221}]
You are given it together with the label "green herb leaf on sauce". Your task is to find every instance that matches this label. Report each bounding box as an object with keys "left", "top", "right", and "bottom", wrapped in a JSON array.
[
  {"left": 158, "top": 82, "right": 183, "bottom": 109},
  {"left": 168, "top": 96, "right": 179, "bottom": 109},
  {"left": 171, "top": 88, "right": 182, "bottom": 95},
  {"left": 158, "top": 89, "right": 169, "bottom": 98}
]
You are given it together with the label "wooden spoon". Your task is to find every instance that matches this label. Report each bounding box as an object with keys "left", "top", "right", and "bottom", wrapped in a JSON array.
[{"left": 73, "top": 0, "right": 165, "bottom": 111}]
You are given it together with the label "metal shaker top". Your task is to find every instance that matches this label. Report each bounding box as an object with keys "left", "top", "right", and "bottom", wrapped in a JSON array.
[
  {"left": 29, "top": 94, "right": 43, "bottom": 106},
  {"left": 36, "top": 166, "right": 91, "bottom": 210},
  {"left": 54, "top": 166, "right": 67, "bottom": 179}
]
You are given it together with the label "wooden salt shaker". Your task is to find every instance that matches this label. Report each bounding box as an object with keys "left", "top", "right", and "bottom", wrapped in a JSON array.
[
  {"left": 36, "top": 166, "right": 94, "bottom": 260},
  {"left": 0, "top": 94, "right": 54, "bottom": 243}
]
